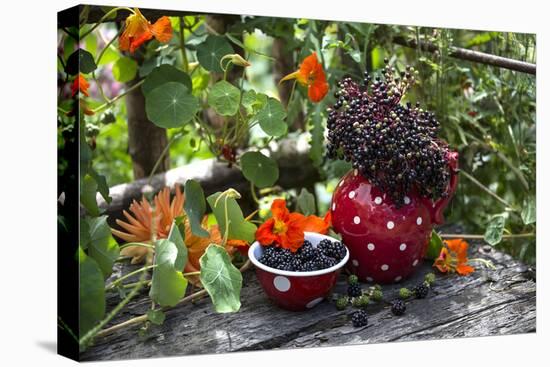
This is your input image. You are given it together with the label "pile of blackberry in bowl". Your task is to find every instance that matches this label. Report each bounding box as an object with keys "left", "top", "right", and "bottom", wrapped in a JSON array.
[
  {"left": 326, "top": 59, "right": 453, "bottom": 206},
  {"left": 258, "top": 238, "right": 347, "bottom": 272}
]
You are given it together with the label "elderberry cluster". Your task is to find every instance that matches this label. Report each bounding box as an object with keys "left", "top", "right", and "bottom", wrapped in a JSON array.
[
  {"left": 258, "top": 239, "right": 347, "bottom": 272},
  {"left": 326, "top": 60, "right": 452, "bottom": 206}
]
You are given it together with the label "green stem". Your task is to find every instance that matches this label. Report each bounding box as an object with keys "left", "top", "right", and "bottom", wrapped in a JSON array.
[
  {"left": 80, "top": 266, "right": 146, "bottom": 348},
  {"left": 96, "top": 27, "right": 123, "bottom": 65},
  {"left": 105, "top": 265, "right": 156, "bottom": 290},
  {"left": 459, "top": 170, "right": 516, "bottom": 211},
  {"left": 118, "top": 242, "right": 155, "bottom": 251},
  {"left": 250, "top": 181, "right": 260, "bottom": 204},
  {"left": 80, "top": 7, "right": 134, "bottom": 40},
  {"left": 92, "top": 79, "right": 145, "bottom": 113},
  {"left": 147, "top": 128, "right": 185, "bottom": 185},
  {"left": 183, "top": 271, "right": 201, "bottom": 277},
  {"left": 179, "top": 17, "right": 189, "bottom": 73}
]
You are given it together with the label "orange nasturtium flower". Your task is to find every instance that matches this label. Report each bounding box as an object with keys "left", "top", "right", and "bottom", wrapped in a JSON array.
[
  {"left": 111, "top": 186, "right": 239, "bottom": 284},
  {"left": 433, "top": 239, "right": 475, "bottom": 276},
  {"left": 71, "top": 74, "right": 89, "bottom": 97},
  {"left": 119, "top": 8, "right": 173, "bottom": 53},
  {"left": 280, "top": 52, "right": 329, "bottom": 103},
  {"left": 256, "top": 199, "right": 330, "bottom": 252}
]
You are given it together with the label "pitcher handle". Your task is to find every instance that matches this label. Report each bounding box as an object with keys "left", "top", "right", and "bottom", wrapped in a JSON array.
[{"left": 431, "top": 151, "right": 459, "bottom": 225}]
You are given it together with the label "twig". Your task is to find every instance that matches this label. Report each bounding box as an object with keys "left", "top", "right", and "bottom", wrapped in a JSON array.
[
  {"left": 459, "top": 170, "right": 516, "bottom": 210},
  {"left": 94, "top": 259, "right": 252, "bottom": 339},
  {"left": 393, "top": 36, "right": 536, "bottom": 75},
  {"left": 440, "top": 233, "right": 535, "bottom": 240}
]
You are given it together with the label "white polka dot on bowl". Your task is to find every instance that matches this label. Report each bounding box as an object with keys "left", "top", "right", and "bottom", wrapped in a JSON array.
[
  {"left": 394, "top": 276, "right": 402, "bottom": 282},
  {"left": 367, "top": 243, "right": 375, "bottom": 251},
  {"left": 353, "top": 216, "right": 361, "bottom": 224},
  {"left": 381, "top": 264, "right": 389, "bottom": 271},
  {"left": 399, "top": 243, "right": 407, "bottom": 251},
  {"left": 374, "top": 196, "right": 382, "bottom": 205},
  {"left": 413, "top": 259, "right": 419, "bottom": 267},
  {"left": 416, "top": 217, "right": 423, "bottom": 225},
  {"left": 387, "top": 221, "right": 395, "bottom": 229},
  {"left": 348, "top": 191, "right": 356, "bottom": 199},
  {"left": 352, "top": 259, "right": 359, "bottom": 266},
  {"left": 404, "top": 196, "right": 411, "bottom": 205},
  {"left": 273, "top": 276, "right": 291, "bottom": 292}
]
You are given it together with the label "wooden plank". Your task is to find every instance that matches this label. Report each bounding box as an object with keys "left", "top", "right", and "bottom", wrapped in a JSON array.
[{"left": 81, "top": 239, "right": 535, "bottom": 361}]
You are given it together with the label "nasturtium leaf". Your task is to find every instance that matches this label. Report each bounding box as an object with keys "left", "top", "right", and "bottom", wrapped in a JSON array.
[
  {"left": 142, "top": 64, "right": 192, "bottom": 96},
  {"left": 79, "top": 219, "right": 90, "bottom": 250},
  {"left": 296, "top": 188, "right": 316, "bottom": 216},
  {"left": 84, "top": 216, "right": 120, "bottom": 278},
  {"left": 184, "top": 180, "right": 209, "bottom": 238},
  {"left": 167, "top": 221, "right": 188, "bottom": 270},
  {"left": 79, "top": 247, "right": 105, "bottom": 337},
  {"left": 199, "top": 244, "right": 243, "bottom": 313},
  {"left": 147, "top": 309, "right": 166, "bottom": 325},
  {"left": 196, "top": 35, "right": 234, "bottom": 72},
  {"left": 207, "top": 192, "right": 257, "bottom": 243},
  {"left": 66, "top": 49, "right": 97, "bottom": 75},
  {"left": 208, "top": 81, "right": 241, "bottom": 116},
  {"left": 80, "top": 174, "right": 100, "bottom": 216},
  {"left": 113, "top": 56, "right": 138, "bottom": 83},
  {"left": 242, "top": 90, "right": 267, "bottom": 115},
  {"left": 240, "top": 151, "right": 279, "bottom": 188},
  {"left": 425, "top": 229, "right": 444, "bottom": 260},
  {"left": 256, "top": 98, "right": 287, "bottom": 137},
  {"left": 145, "top": 82, "right": 199, "bottom": 128},
  {"left": 149, "top": 239, "right": 188, "bottom": 307},
  {"left": 484, "top": 214, "right": 506, "bottom": 246},
  {"left": 521, "top": 196, "right": 536, "bottom": 225},
  {"left": 89, "top": 168, "right": 111, "bottom": 204}
]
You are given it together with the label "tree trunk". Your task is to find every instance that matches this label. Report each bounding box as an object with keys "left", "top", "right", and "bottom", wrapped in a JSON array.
[
  {"left": 272, "top": 38, "right": 305, "bottom": 131},
  {"left": 126, "top": 78, "right": 170, "bottom": 179}
]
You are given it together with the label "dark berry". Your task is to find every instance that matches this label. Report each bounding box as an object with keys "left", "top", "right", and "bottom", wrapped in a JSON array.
[
  {"left": 351, "top": 310, "right": 369, "bottom": 327},
  {"left": 413, "top": 283, "right": 429, "bottom": 299},
  {"left": 347, "top": 283, "right": 362, "bottom": 297},
  {"left": 318, "top": 239, "right": 347, "bottom": 261},
  {"left": 391, "top": 299, "right": 406, "bottom": 316}
]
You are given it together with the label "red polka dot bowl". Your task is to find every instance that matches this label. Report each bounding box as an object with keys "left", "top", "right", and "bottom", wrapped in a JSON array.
[
  {"left": 330, "top": 151, "right": 459, "bottom": 284},
  {"left": 248, "top": 232, "right": 349, "bottom": 311}
]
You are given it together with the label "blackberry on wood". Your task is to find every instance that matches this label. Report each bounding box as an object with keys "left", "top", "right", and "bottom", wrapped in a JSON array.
[
  {"left": 347, "top": 283, "right": 362, "bottom": 297},
  {"left": 351, "top": 310, "right": 369, "bottom": 327},
  {"left": 391, "top": 299, "right": 406, "bottom": 316},
  {"left": 413, "top": 283, "right": 429, "bottom": 299}
]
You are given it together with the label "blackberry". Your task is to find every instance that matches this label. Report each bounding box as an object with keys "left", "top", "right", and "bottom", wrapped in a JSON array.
[
  {"left": 315, "top": 254, "right": 338, "bottom": 270},
  {"left": 297, "top": 260, "right": 317, "bottom": 272},
  {"left": 258, "top": 246, "right": 293, "bottom": 270},
  {"left": 336, "top": 296, "right": 348, "bottom": 310},
  {"left": 318, "top": 239, "right": 347, "bottom": 261},
  {"left": 347, "top": 283, "right": 362, "bottom": 297},
  {"left": 297, "top": 241, "right": 317, "bottom": 262},
  {"left": 351, "top": 310, "right": 369, "bottom": 327},
  {"left": 391, "top": 299, "right": 406, "bottom": 316},
  {"left": 413, "top": 283, "right": 429, "bottom": 299}
]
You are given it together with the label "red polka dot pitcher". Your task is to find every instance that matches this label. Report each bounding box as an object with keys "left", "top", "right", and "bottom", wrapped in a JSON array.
[{"left": 330, "top": 151, "right": 459, "bottom": 284}]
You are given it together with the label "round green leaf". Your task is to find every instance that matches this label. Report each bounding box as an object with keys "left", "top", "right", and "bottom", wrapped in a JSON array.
[
  {"left": 240, "top": 151, "right": 279, "bottom": 188},
  {"left": 79, "top": 248, "right": 105, "bottom": 337},
  {"left": 145, "top": 82, "right": 200, "bottom": 128},
  {"left": 66, "top": 49, "right": 97, "bottom": 75},
  {"left": 149, "top": 239, "right": 188, "bottom": 307},
  {"left": 142, "top": 64, "right": 192, "bottom": 95},
  {"left": 196, "top": 35, "right": 234, "bottom": 72},
  {"left": 113, "top": 56, "right": 138, "bottom": 83},
  {"left": 256, "top": 98, "right": 288, "bottom": 137},
  {"left": 208, "top": 81, "right": 241, "bottom": 116},
  {"left": 199, "top": 244, "right": 243, "bottom": 313}
]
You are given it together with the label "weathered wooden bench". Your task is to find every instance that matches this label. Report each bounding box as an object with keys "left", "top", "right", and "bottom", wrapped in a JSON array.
[{"left": 81, "top": 232, "right": 536, "bottom": 361}]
